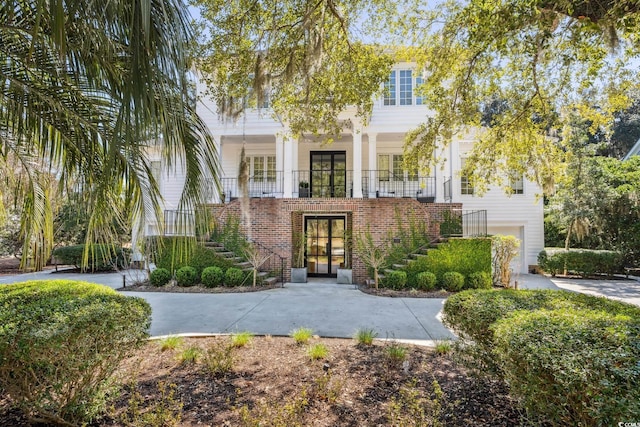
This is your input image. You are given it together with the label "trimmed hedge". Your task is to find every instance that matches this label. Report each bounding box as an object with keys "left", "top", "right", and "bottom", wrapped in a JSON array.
[
  {"left": 443, "top": 289, "right": 640, "bottom": 424},
  {"left": 405, "top": 238, "right": 491, "bottom": 286},
  {"left": 382, "top": 270, "right": 407, "bottom": 290},
  {"left": 150, "top": 268, "right": 171, "bottom": 286},
  {"left": 201, "top": 266, "right": 224, "bottom": 288},
  {"left": 493, "top": 308, "right": 640, "bottom": 424},
  {"left": 538, "top": 248, "right": 624, "bottom": 277},
  {"left": 466, "top": 271, "right": 492, "bottom": 289},
  {"left": 0, "top": 281, "right": 151, "bottom": 425},
  {"left": 442, "top": 271, "right": 465, "bottom": 292},
  {"left": 415, "top": 271, "right": 437, "bottom": 291},
  {"left": 153, "top": 237, "right": 234, "bottom": 275},
  {"left": 52, "top": 244, "right": 128, "bottom": 272},
  {"left": 175, "top": 266, "right": 198, "bottom": 287},
  {"left": 225, "top": 267, "right": 247, "bottom": 287}
]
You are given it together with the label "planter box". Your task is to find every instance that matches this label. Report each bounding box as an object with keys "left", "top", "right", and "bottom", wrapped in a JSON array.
[
  {"left": 291, "top": 267, "right": 308, "bottom": 283},
  {"left": 337, "top": 268, "right": 352, "bottom": 284}
]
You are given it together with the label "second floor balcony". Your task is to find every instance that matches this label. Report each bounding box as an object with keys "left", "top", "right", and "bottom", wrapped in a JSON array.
[{"left": 219, "top": 170, "right": 437, "bottom": 202}]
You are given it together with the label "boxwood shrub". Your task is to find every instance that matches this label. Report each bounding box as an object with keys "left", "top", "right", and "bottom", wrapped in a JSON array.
[
  {"left": 225, "top": 267, "right": 247, "bottom": 287},
  {"left": 52, "top": 244, "right": 128, "bottom": 272},
  {"left": 466, "top": 271, "right": 492, "bottom": 289},
  {"left": 493, "top": 309, "right": 640, "bottom": 424},
  {"left": 150, "top": 267, "right": 172, "bottom": 287},
  {"left": 442, "top": 271, "right": 465, "bottom": 292},
  {"left": 153, "top": 237, "right": 234, "bottom": 275},
  {"left": 0, "top": 280, "right": 151, "bottom": 425},
  {"left": 175, "top": 266, "right": 198, "bottom": 287},
  {"left": 538, "top": 248, "right": 624, "bottom": 277},
  {"left": 201, "top": 266, "right": 224, "bottom": 288},
  {"left": 415, "top": 271, "right": 437, "bottom": 291},
  {"left": 382, "top": 270, "right": 408, "bottom": 290}
]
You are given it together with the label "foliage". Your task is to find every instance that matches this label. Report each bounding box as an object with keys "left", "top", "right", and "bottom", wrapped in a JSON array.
[
  {"left": 402, "top": 0, "right": 640, "bottom": 195},
  {"left": 387, "top": 379, "right": 443, "bottom": 427},
  {"left": 0, "top": 280, "right": 151, "bottom": 425},
  {"left": 385, "top": 208, "right": 433, "bottom": 268},
  {"left": 203, "top": 341, "right": 236, "bottom": 377},
  {"left": 178, "top": 346, "right": 202, "bottom": 364},
  {"left": 118, "top": 381, "right": 183, "bottom": 427},
  {"left": 383, "top": 342, "right": 408, "bottom": 368},
  {"left": 244, "top": 243, "right": 272, "bottom": 287},
  {"left": 52, "top": 244, "right": 128, "bottom": 272},
  {"left": 224, "top": 267, "right": 248, "bottom": 287},
  {"left": 466, "top": 271, "right": 492, "bottom": 289},
  {"left": 231, "top": 331, "right": 254, "bottom": 348},
  {"left": 382, "top": 270, "right": 408, "bottom": 290},
  {"left": 201, "top": 266, "right": 224, "bottom": 288},
  {"left": 538, "top": 248, "right": 624, "bottom": 277},
  {"left": 491, "top": 235, "right": 520, "bottom": 287},
  {"left": 236, "top": 391, "right": 309, "bottom": 427},
  {"left": 175, "top": 266, "right": 199, "bottom": 287},
  {"left": 415, "top": 271, "right": 437, "bottom": 291},
  {"left": 211, "top": 215, "right": 250, "bottom": 260},
  {"left": 290, "top": 327, "right": 314, "bottom": 345},
  {"left": 150, "top": 268, "right": 172, "bottom": 287},
  {"left": 307, "top": 343, "right": 329, "bottom": 360},
  {"left": 154, "top": 237, "right": 234, "bottom": 275},
  {"left": 292, "top": 229, "right": 306, "bottom": 269},
  {"left": 438, "top": 210, "right": 463, "bottom": 238},
  {"left": 158, "top": 336, "right": 184, "bottom": 352},
  {"left": 434, "top": 340, "right": 453, "bottom": 356},
  {"left": 1, "top": 0, "right": 220, "bottom": 271},
  {"left": 192, "top": 0, "right": 397, "bottom": 139},
  {"left": 354, "top": 226, "right": 391, "bottom": 289},
  {"left": 354, "top": 328, "right": 378, "bottom": 346},
  {"left": 442, "top": 289, "right": 640, "bottom": 378},
  {"left": 492, "top": 308, "right": 640, "bottom": 425},
  {"left": 405, "top": 238, "right": 491, "bottom": 286},
  {"left": 442, "top": 271, "right": 465, "bottom": 292}
]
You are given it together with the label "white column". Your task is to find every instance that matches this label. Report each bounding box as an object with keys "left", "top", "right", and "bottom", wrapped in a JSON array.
[
  {"left": 280, "top": 129, "right": 294, "bottom": 198},
  {"left": 275, "top": 134, "right": 284, "bottom": 197},
  {"left": 212, "top": 135, "right": 223, "bottom": 202},
  {"left": 368, "top": 132, "right": 377, "bottom": 198},
  {"left": 352, "top": 123, "right": 363, "bottom": 198}
]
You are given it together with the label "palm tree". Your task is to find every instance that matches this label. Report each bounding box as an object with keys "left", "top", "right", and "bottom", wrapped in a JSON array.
[{"left": 1, "top": 0, "right": 220, "bottom": 269}]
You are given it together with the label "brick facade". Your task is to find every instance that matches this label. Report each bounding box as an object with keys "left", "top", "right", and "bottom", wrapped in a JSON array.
[{"left": 208, "top": 199, "right": 462, "bottom": 284}]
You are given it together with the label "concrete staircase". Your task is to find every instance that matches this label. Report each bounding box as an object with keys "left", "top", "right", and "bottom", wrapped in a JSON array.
[{"left": 203, "top": 241, "right": 279, "bottom": 286}]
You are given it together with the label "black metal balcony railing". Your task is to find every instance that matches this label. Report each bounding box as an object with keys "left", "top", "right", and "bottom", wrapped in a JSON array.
[
  {"left": 439, "top": 209, "right": 487, "bottom": 238},
  {"left": 217, "top": 170, "right": 438, "bottom": 201},
  {"left": 364, "top": 170, "right": 436, "bottom": 200}
]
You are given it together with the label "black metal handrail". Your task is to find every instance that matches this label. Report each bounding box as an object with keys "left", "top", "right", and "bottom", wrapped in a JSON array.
[
  {"left": 439, "top": 209, "right": 487, "bottom": 238},
  {"left": 364, "top": 170, "right": 436, "bottom": 200},
  {"left": 246, "top": 239, "right": 285, "bottom": 287}
]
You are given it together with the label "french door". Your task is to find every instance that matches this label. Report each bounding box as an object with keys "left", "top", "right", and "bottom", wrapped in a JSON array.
[
  {"left": 305, "top": 216, "right": 346, "bottom": 277},
  {"left": 310, "top": 151, "right": 346, "bottom": 198}
]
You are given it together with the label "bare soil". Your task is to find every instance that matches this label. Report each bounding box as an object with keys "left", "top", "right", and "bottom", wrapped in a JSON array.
[{"left": 1, "top": 336, "right": 525, "bottom": 426}]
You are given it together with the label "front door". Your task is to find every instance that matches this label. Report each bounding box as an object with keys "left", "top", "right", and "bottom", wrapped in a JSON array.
[
  {"left": 310, "top": 151, "right": 346, "bottom": 198},
  {"left": 305, "top": 216, "right": 346, "bottom": 277}
]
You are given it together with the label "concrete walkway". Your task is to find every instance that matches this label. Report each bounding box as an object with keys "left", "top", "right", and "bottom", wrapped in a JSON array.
[{"left": 2, "top": 270, "right": 638, "bottom": 340}]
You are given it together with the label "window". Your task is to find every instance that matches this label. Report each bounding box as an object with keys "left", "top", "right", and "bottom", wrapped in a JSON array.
[
  {"left": 460, "top": 159, "right": 474, "bottom": 195},
  {"left": 415, "top": 75, "right": 424, "bottom": 105},
  {"left": 250, "top": 156, "right": 276, "bottom": 182},
  {"left": 399, "top": 70, "right": 413, "bottom": 105},
  {"left": 377, "top": 154, "right": 390, "bottom": 181},
  {"left": 509, "top": 173, "right": 524, "bottom": 194},
  {"left": 392, "top": 155, "right": 404, "bottom": 181},
  {"left": 384, "top": 71, "right": 396, "bottom": 106}
]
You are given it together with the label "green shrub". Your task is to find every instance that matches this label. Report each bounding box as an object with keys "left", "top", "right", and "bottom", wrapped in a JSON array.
[
  {"left": 201, "top": 266, "right": 224, "bottom": 288},
  {"left": 442, "top": 289, "right": 640, "bottom": 377},
  {"left": 493, "top": 309, "right": 640, "bottom": 424},
  {"left": 383, "top": 270, "right": 408, "bottom": 290},
  {"left": 175, "top": 266, "right": 198, "bottom": 287},
  {"left": 52, "top": 244, "right": 128, "bottom": 272},
  {"left": 0, "top": 280, "right": 151, "bottom": 425},
  {"left": 354, "top": 328, "right": 378, "bottom": 346},
  {"left": 153, "top": 237, "right": 234, "bottom": 275},
  {"left": 415, "top": 271, "right": 437, "bottom": 291},
  {"left": 442, "top": 271, "right": 465, "bottom": 292},
  {"left": 538, "top": 248, "right": 624, "bottom": 277},
  {"left": 290, "top": 327, "right": 314, "bottom": 345},
  {"left": 405, "top": 238, "right": 491, "bottom": 285},
  {"left": 150, "top": 268, "right": 172, "bottom": 287},
  {"left": 466, "top": 271, "right": 492, "bottom": 289},
  {"left": 224, "top": 267, "right": 246, "bottom": 287}
]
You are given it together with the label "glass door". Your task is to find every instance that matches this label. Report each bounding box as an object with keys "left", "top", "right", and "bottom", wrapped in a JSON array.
[
  {"left": 305, "top": 216, "right": 345, "bottom": 277},
  {"left": 310, "top": 152, "right": 346, "bottom": 198}
]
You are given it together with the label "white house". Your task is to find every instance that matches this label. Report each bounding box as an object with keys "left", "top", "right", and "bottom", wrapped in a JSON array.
[{"left": 146, "top": 63, "right": 544, "bottom": 283}]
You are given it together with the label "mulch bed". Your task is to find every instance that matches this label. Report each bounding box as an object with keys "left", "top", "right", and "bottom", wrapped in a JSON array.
[{"left": 0, "top": 336, "right": 525, "bottom": 426}]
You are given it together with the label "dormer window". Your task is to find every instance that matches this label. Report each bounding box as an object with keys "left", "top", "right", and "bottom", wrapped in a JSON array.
[{"left": 383, "top": 69, "right": 425, "bottom": 106}]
